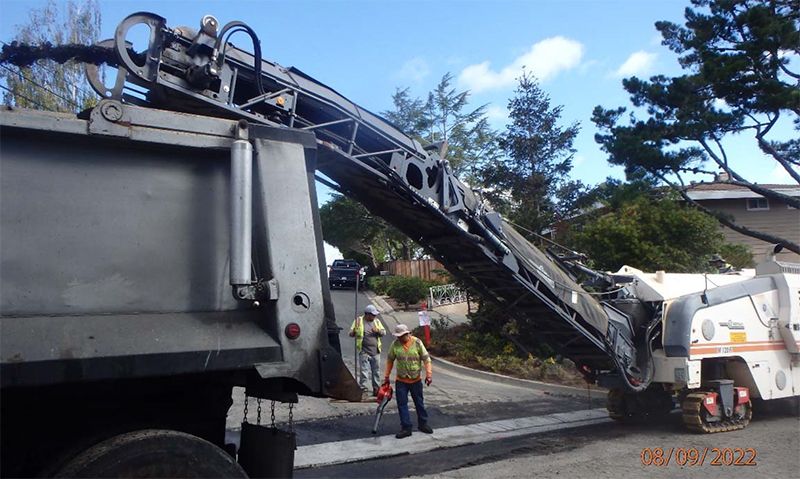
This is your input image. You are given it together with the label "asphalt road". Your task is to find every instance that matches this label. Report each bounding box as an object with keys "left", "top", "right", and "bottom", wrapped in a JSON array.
[
  {"left": 229, "top": 289, "right": 800, "bottom": 478},
  {"left": 406, "top": 399, "right": 800, "bottom": 479}
]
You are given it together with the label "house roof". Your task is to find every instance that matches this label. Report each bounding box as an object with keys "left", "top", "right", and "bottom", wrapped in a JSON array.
[{"left": 685, "top": 182, "right": 800, "bottom": 200}]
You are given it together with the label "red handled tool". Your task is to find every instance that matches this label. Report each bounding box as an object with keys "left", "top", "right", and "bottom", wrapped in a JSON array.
[{"left": 371, "top": 381, "right": 393, "bottom": 434}]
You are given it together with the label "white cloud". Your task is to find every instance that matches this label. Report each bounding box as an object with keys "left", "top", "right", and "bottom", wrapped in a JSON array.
[
  {"left": 395, "top": 57, "right": 430, "bottom": 83},
  {"left": 458, "top": 36, "right": 584, "bottom": 93},
  {"left": 485, "top": 104, "right": 509, "bottom": 126},
  {"left": 573, "top": 154, "right": 586, "bottom": 167},
  {"left": 614, "top": 51, "right": 657, "bottom": 77}
]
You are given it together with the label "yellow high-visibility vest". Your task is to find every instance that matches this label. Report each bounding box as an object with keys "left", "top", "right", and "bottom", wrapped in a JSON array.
[
  {"left": 349, "top": 316, "right": 386, "bottom": 353},
  {"left": 388, "top": 336, "right": 430, "bottom": 380}
]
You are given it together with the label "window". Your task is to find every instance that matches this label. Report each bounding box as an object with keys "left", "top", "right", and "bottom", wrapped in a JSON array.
[{"left": 746, "top": 198, "right": 769, "bottom": 211}]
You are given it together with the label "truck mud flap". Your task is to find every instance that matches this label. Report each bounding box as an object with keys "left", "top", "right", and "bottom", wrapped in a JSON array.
[{"left": 319, "top": 347, "right": 362, "bottom": 402}]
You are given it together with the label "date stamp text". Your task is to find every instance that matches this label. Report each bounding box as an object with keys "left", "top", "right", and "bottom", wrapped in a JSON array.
[{"left": 640, "top": 447, "right": 757, "bottom": 467}]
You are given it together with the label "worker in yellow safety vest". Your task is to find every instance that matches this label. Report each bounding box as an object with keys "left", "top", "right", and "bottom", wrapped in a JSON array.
[
  {"left": 349, "top": 304, "right": 386, "bottom": 397},
  {"left": 383, "top": 323, "right": 433, "bottom": 438}
]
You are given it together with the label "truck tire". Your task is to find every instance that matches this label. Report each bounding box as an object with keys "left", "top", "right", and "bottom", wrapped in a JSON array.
[{"left": 53, "top": 429, "right": 247, "bottom": 478}]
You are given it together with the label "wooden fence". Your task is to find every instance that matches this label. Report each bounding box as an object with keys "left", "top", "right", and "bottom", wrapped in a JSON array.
[{"left": 380, "top": 259, "right": 447, "bottom": 282}]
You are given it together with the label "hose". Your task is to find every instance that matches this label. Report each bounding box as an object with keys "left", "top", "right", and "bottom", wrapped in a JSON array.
[
  {"left": 213, "top": 21, "right": 264, "bottom": 96},
  {"left": 618, "top": 313, "right": 660, "bottom": 392}
]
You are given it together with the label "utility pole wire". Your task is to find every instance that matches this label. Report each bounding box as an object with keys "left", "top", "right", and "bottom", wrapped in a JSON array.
[
  {"left": 0, "top": 83, "right": 48, "bottom": 110},
  {"left": 0, "top": 63, "right": 80, "bottom": 109}
]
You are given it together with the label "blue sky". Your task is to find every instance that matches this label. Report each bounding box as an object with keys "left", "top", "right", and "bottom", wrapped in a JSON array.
[{"left": 1, "top": 0, "right": 795, "bottom": 193}]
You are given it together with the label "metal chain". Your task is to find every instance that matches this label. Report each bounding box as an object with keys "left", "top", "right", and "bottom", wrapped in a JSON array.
[
  {"left": 289, "top": 403, "right": 294, "bottom": 433},
  {"left": 243, "top": 394, "right": 249, "bottom": 424},
  {"left": 270, "top": 400, "right": 276, "bottom": 428},
  {"left": 256, "top": 398, "right": 262, "bottom": 425}
]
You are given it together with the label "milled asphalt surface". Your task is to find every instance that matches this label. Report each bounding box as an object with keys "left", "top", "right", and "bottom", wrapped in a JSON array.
[{"left": 225, "top": 289, "right": 799, "bottom": 478}]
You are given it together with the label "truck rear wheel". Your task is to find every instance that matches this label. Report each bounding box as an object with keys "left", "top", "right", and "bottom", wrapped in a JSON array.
[{"left": 53, "top": 429, "right": 247, "bottom": 478}]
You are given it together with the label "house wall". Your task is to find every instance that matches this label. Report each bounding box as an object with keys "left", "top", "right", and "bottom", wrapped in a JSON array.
[{"left": 696, "top": 198, "right": 800, "bottom": 263}]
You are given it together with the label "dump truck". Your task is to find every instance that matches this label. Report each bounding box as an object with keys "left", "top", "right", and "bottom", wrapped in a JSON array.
[
  {"left": 2, "top": 10, "right": 799, "bottom": 477},
  {"left": 0, "top": 93, "right": 361, "bottom": 477}
]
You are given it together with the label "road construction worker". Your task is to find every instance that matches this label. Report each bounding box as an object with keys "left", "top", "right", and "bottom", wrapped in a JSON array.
[
  {"left": 384, "top": 323, "right": 433, "bottom": 438},
  {"left": 710, "top": 254, "right": 733, "bottom": 273},
  {"left": 349, "top": 304, "right": 386, "bottom": 397}
]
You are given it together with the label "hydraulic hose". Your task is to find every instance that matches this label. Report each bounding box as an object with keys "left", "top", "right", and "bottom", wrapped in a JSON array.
[{"left": 213, "top": 21, "right": 264, "bottom": 96}]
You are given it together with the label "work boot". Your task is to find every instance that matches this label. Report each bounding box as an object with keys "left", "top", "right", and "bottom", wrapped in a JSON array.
[
  {"left": 395, "top": 429, "right": 412, "bottom": 439},
  {"left": 418, "top": 423, "right": 433, "bottom": 434}
]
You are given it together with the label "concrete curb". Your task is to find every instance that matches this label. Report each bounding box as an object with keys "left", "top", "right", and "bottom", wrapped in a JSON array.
[
  {"left": 363, "top": 289, "right": 394, "bottom": 314},
  {"left": 294, "top": 407, "right": 612, "bottom": 469}
]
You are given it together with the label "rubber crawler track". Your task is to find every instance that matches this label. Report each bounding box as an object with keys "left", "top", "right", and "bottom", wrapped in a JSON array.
[{"left": 681, "top": 392, "right": 752, "bottom": 433}]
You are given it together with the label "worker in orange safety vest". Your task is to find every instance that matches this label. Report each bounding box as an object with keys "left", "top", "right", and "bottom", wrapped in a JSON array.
[{"left": 383, "top": 323, "right": 433, "bottom": 438}]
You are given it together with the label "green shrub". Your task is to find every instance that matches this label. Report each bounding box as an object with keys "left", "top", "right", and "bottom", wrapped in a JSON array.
[
  {"left": 717, "top": 243, "right": 754, "bottom": 269},
  {"left": 366, "top": 276, "right": 392, "bottom": 295},
  {"left": 386, "top": 276, "right": 429, "bottom": 310}
]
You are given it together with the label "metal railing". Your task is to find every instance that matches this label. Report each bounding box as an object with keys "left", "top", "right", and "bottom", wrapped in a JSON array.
[{"left": 428, "top": 283, "right": 467, "bottom": 308}]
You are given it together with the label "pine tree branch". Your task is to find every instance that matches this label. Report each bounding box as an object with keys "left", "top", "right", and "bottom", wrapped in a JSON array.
[
  {"left": 777, "top": 63, "right": 799, "bottom": 80},
  {"left": 753, "top": 113, "right": 800, "bottom": 184},
  {"left": 756, "top": 136, "right": 800, "bottom": 185}
]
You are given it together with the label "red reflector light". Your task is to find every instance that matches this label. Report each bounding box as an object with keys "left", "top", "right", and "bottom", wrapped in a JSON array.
[{"left": 285, "top": 323, "right": 301, "bottom": 340}]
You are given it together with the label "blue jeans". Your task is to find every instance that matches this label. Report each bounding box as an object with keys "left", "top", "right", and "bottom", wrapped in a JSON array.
[{"left": 395, "top": 380, "right": 428, "bottom": 430}]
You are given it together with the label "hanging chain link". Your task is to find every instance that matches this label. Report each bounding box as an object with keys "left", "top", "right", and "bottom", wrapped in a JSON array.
[{"left": 244, "top": 391, "right": 295, "bottom": 431}]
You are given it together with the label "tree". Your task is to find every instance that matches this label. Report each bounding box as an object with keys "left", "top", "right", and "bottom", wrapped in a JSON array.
[
  {"left": 384, "top": 74, "right": 500, "bottom": 178},
  {"left": 319, "top": 194, "right": 423, "bottom": 269},
  {"left": 386, "top": 276, "right": 428, "bottom": 310},
  {"left": 383, "top": 87, "right": 429, "bottom": 140},
  {"left": 1, "top": 0, "right": 101, "bottom": 112},
  {"left": 422, "top": 73, "right": 500, "bottom": 177},
  {"left": 593, "top": 0, "right": 799, "bottom": 254},
  {"left": 476, "top": 72, "right": 586, "bottom": 233},
  {"left": 571, "top": 189, "right": 753, "bottom": 273},
  {"left": 319, "top": 194, "right": 382, "bottom": 268}
]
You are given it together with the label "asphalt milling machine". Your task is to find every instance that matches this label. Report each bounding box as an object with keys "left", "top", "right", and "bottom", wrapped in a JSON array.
[{"left": 2, "top": 11, "right": 798, "bottom": 455}]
